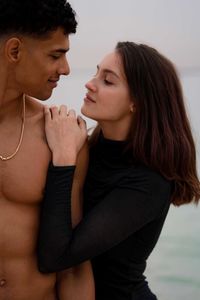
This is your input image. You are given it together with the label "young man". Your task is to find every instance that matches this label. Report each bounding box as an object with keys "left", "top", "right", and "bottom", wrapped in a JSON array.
[{"left": 0, "top": 1, "right": 94, "bottom": 299}]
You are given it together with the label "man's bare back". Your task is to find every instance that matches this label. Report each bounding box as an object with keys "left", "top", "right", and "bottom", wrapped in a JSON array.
[{"left": 0, "top": 99, "right": 57, "bottom": 300}]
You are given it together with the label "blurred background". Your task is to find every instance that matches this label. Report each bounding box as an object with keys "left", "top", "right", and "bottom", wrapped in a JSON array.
[{"left": 47, "top": 1, "right": 200, "bottom": 298}]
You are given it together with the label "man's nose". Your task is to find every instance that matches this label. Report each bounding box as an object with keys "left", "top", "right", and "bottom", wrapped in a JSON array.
[{"left": 59, "top": 58, "right": 70, "bottom": 76}]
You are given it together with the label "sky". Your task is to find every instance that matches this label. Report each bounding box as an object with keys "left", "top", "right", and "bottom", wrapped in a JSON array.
[
  {"left": 48, "top": 0, "right": 200, "bottom": 130},
  {"left": 67, "top": 0, "right": 200, "bottom": 72}
]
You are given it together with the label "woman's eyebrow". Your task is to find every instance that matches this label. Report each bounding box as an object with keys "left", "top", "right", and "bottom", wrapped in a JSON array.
[{"left": 97, "top": 65, "right": 120, "bottom": 79}]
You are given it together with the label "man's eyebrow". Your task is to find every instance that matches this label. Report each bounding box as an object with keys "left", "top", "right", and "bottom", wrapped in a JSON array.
[
  {"left": 51, "top": 48, "right": 70, "bottom": 53},
  {"left": 97, "top": 65, "right": 120, "bottom": 79}
]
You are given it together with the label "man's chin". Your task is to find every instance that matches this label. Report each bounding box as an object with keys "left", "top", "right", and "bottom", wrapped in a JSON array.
[{"left": 34, "top": 92, "right": 53, "bottom": 101}]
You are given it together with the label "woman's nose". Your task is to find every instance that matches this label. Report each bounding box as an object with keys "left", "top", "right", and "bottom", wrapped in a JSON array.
[{"left": 85, "top": 78, "right": 97, "bottom": 92}]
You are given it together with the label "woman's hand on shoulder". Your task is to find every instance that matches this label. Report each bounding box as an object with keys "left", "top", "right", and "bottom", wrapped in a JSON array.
[{"left": 44, "top": 105, "right": 87, "bottom": 166}]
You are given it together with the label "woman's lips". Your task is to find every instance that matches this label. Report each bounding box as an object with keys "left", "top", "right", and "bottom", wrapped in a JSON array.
[{"left": 84, "top": 93, "right": 96, "bottom": 103}]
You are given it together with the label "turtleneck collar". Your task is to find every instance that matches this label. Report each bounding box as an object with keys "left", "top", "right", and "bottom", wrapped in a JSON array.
[{"left": 92, "top": 131, "right": 133, "bottom": 166}]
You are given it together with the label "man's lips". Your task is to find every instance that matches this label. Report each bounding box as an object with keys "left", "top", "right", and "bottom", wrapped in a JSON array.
[{"left": 48, "top": 79, "right": 59, "bottom": 88}]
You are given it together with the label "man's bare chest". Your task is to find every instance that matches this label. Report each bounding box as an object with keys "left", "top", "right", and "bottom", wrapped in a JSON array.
[{"left": 0, "top": 129, "right": 51, "bottom": 205}]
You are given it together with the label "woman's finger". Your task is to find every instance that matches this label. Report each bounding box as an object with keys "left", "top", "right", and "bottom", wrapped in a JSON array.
[
  {"left": 68, "top": 109, "right": 76, "bottom": 118},
  {"left": 50, "top": 106, "right": 59, "bottom": 119},
  {"left": 77, "top": 116, "right": 87, "bottom": 130},
  {"left": 44, "top": 105, "right": 51, "bottom": 122},
  {"left": 59, "top": 105, "right": 68, "bottom": 117}
]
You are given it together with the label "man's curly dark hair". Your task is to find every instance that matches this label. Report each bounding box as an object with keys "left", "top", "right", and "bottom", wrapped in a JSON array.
[{"left": 0, "top": 0, "right": 77, "bottom": 37}]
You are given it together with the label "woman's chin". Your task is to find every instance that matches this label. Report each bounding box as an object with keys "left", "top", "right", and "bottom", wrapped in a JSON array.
[{"left": 81, "top": 106, "right": 91, "bottom": 118}]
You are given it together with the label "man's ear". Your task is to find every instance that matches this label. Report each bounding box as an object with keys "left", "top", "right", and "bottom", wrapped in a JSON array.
[{"left": 5, "top": 37, "right": 22, "bottom": 62}]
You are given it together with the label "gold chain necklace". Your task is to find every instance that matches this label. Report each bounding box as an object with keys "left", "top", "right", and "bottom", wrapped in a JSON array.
[{"left": 0, "top": 94, "right": 26, "bottom": 161}]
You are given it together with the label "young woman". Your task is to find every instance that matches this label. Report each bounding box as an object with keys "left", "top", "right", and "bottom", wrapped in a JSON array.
[{"left": 38, "top": 42, "right": 200, "bottom": 300}]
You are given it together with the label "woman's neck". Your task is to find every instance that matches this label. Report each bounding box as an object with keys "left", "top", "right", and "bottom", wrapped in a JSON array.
[{"left": 99, "top": 119, "right": 132, "bottom": 141}]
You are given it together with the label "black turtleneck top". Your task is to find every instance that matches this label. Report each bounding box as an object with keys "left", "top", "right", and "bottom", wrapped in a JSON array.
[{"left": 38, "top": 133, "right": 172, "bottom": 300}]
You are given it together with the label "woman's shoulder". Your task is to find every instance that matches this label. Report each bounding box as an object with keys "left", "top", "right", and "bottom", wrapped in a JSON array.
[{"left": 119, "top": 163, "right": 172, "bottom": 197}]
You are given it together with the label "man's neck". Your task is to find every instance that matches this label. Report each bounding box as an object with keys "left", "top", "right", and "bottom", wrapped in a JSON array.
[
  {"left": 0, "top": 90, "right": 24, "bottom": 122},
  {"left": 0, "top": 62, "right": 23, "bottom": 120}
]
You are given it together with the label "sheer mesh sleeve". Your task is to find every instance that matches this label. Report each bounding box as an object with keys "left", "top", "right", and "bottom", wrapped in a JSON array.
[{"left": 37, "top": 164, "right": 169, "bottom": 273}]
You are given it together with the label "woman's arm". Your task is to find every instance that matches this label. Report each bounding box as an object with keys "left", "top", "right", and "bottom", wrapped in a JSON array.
[
  {"left": 39, "top": 105, "right": 95, "bottom": 299},
  {"left": 38, "top": 164, "right": 169, "bottom": 273},
  {"left": 56, "top": 145, "right": 95, "bottom": 300}
]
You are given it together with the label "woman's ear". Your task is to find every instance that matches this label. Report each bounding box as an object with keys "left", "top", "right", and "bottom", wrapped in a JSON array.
[{"left": 130, "top": 103, "right": 135, "bottom": 113}]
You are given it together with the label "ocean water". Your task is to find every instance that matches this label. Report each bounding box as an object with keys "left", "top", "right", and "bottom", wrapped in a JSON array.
[{"left": 48, "top": 69, "right": 200, "bottom": 300}]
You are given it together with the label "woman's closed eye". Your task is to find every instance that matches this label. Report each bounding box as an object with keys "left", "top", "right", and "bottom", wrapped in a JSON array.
[{"left": 104, "top": 79, "right": 113, "bottom": 85}]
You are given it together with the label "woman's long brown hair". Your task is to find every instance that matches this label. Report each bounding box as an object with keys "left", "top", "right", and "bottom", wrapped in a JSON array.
[{"left": 89, "top": 42, "right": 200, "bottom": 206}]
